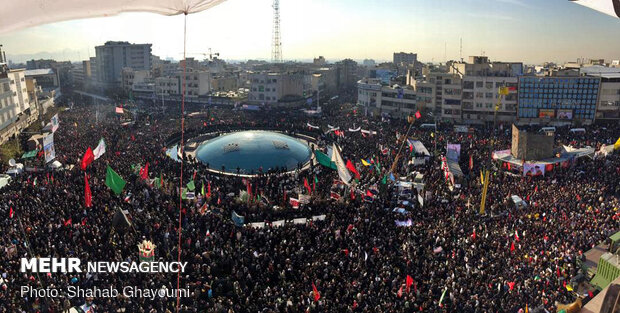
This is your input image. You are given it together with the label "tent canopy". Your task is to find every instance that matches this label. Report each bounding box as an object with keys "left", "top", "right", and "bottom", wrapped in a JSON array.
[{"left": 0, "top": 0, "right": 226, "bottom": 35}]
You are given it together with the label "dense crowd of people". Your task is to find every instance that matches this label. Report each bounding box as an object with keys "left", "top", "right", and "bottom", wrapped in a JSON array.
[{"left": 0, "top": 99, "right": 618, "bottom": 313}]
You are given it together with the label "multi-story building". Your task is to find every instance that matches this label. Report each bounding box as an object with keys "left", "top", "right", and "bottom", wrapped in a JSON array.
[
  {"left": 411, "top": 70, "right": 463, "bottom": 120},
  {"left": 393, "top": 52, "right": 417, "bottom": 66},
  {"left": 94, "top": 41, "right": 152, "bottom": 87},
  {"left": 451, "top": 56, "right": 521, "bottom": 124},
  {"left": 0, "top": 63, "right": 36, "bottom": 144},
  {"left": 248, "top": 72, "right": 304, "bottom": 105},
  {"left": 335, "top": 59, "right": 358, "bottom": 89},
  {"left": 357, "top": 78, "right": 417, "bottom": 118},
  {"left": 121, "top": 68, "right": 150, "bottom": 92},
  {"left": 517, "top": 75, "right": 600, "bottom": 125},
  {"left": 581, "top": 66, "right": 620, "bottom": 122},
  {"left": 210, "top": 75, "right": 238, "bottom": 92},
  {"left": 24, "top": 68, "right": 59, "bottom": 90},
  {"left": 155, "top": 76, "right": 180, "bottom": 96},
  {"left": 313, "top": 56, "right": 326, "bottom": 66},
  {"left": 182, "top": 70, "right": 211, "bottom": 97}
]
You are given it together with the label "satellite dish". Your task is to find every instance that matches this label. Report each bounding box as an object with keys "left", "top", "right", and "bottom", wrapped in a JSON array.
[{"left": 8, "top": 159, "right": 16, "bottom": 167}]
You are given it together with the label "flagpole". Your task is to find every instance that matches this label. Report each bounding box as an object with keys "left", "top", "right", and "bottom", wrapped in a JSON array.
[{"left": 389, "top": 118, "right": 416, "bottom": 175}]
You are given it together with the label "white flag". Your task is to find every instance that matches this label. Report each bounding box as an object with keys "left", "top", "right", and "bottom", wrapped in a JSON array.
[
  {"left": 331, "top": 143, "right": 352, "bottom": 185},
  {"left": 93, "top": 138, "right": 106, "bottom": 160}
]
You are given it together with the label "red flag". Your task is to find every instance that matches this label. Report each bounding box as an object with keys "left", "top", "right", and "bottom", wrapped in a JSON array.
[
  {"left": 283, "top": 188, "right": 287, "bottom": 203},
  {"left": 406, "top": 275, "right": 414, "bottom": 293},
  {"left": 81, "top": 218, "right": 87, "bottom": 226},
  {"left": 510, "top": 241, "right": 515, "bottom": 252},
  {"left": 472, "top": 228, "right": 476, "bottom": 240},
  {"left": 350, "top": 189, "right": 356, "bottom": 200},
  {"left": 415, "top": 111, "right": 421, "bottom": 119},
  {"left": 81, "top": 147, "right": 94, "bottom": 170},
  {"left": 207, "top": 181, "right": 212, "bottom": 198},
  {"left": 289, "top": 198, "right": 300, "bottom": 209},
  {"left": 9, "top": 207, "right": 14, "bottom": 219},
  {"left": 576, "top": 194, "right": 581, "bottom": 201},
  {"left": 140, "top": 162, "right": 149, "bottom": 180},
  {"left": 192, "top": 170, "right": 197, "bottom": 181},
  {"left": 64, "top": 218, "right": 72, "bottom": 227},
  {"left": 84, "top": 174, "right": 92, "bottom": 208},
  {"left": 469, "top": 155, "right": 473, "bottom": 170},
  {"left": 508, "top": 281, "right": 515, "bottom": 291},
  {"left": 304, "top": 178, "right": 312, "bottom": 194},
  {"left": 312, "top": 283, "right": 321, "bottom": 302},
  {"left": 130, "top": 134, "right": 135, "bottom": 141},
  {"left": 343, "top": 248, "right": 349, "bottom": 256},
  {"left": 397, "top": 285, "right": 403, "bottom": 298},
  {"left": 247, "top": 181, "right": 252, "bottom": 198},
  {"left": 353, "top": 300, "right": 358, "bottom": 309},
  {"left": 346, "top": 160, "right": 360, "bottom": 179}
]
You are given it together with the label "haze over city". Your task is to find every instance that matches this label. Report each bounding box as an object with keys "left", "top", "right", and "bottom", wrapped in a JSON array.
[{"left": 1, "top": 0, "right": 619, "bottom": 64}]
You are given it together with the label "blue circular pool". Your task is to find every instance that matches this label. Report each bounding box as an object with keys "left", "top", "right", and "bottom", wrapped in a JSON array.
[{"left": 195, "top": 131, "right": 311, "bottom": 174}]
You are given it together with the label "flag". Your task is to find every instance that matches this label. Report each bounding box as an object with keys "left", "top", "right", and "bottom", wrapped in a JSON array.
[
  {"left": 397, "top": 285, "right": 403, "bottom": 298},
  {"left": 415, "top": 111, "right": 421, "bottom": 119},
  {"left": 84, "top": 174, "right": 92, "bottom": 208},
  {"left": 201, "top": 183, "right": 205, "bottom": 196},
  {"left": 350, "top": 189, "right": 355, "bottom": 200},
  {"left": 312, "top": 283, "right": 321, "bottom": 302},
  {"left": 186, "top": 180, "right": 195, "bottom": 191},
  {"left": 346, "top": 160, "right": 360, "bottom": 179},
  {"left": 81, "top": 147, "right": 94, "bottom": 170},
  {"left": 361, "top": 159, "right": 371, "bottom": 166},
  {"left": 115, "top": 107, "right": 124, "bottom": 114},
  {"left": 407, "top": 139, "right": 414, "bottom": 153},
  {"left": 105, "top": 165, "right": 126, "bottom": 195},
  {"left": 207, "top": 181, "right": 212, "bottom": 198},
  {"left": 614, "top": 137, "right": 620, "bottom": 150},
  {"left": 304, "top": 178, "right": 312, "bottom": 194},
  {"left": 140, "top": 162, "right": 149, "bottom": 180},
  {"left": 9, "top": 207, "right": 14, "bottom": 218},
  {"left": 289, "top": 197, "right": 300, "bottom": 209},
  {"left": 469, "top": 155, "right": 473, "bottom": 170},
  {"left": 525, "top": 304, "right": 529, "bottom": 313},
  {"left": 331, "top": 144, "right": 352, "bottom": 185},
  {"left": 330, "top": 192, "right": 341, "bottom": 200},
  {"left": 314, "top": 150, "right": 337, "bottom": 170},
  {"left": 406, "top": 275, "right": 413, "bottom": 293},
  {"left": 64, "top": 218, "right": 72, "bottom": 227},
  {"left": 472, "top": 228, "right": 476, "bottom": 240},
  {"left": 514, "top": 230, "right": 520, "bottom": 242},
  {"left": 510, "top": 241, "right": 515, "bottom": 252},
  {"left": 439, "top": 288, "right": 447, "bottom": 307}
]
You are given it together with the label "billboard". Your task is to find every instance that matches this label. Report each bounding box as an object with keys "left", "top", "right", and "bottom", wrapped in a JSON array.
[
  {"left": 557, "top": 109, "right": 573, "bottom": 120},
  {"left": 539, "top": 109, "right": 555, "bottom": 118},
  {"left": 43, "top": 133, "right": 56, "bottom": 163}
]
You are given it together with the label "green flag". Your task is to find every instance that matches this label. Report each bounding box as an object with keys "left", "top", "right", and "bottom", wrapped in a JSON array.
[
  {"left": 314, "top": 175, "right": 319, "bottom": 184},
  {"left": 381, "top": 175, "right": 387, "bottom": 185},
  {"left": 106, "top": 165, "right": 126, "bottom": 195},
  {"left": 153, "top": 177, "right": 161, "bottom": 188},
  {"left": 439, "top": 287, "right": 448, "bottom": 306},
  {"left": 314, "top": 150, "right": 337, "bottom": 170},
  {"left": 181, "top": 188, "right": 188, "bottom": 200},
  {"left": 187, "top": 180, "right": 195, "bottom": 191},
  {"left": 201, "top": 183, "right": 205, "bottom": 196}
]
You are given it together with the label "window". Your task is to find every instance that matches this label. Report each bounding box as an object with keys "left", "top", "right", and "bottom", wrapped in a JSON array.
[
  {"left": 485, "top": 92, "right": 493, "bottom": 99},
  {"left": 486, "top": 82, "right": 493, "bottom": 89},
  {"left": 476, "top": 81, "right": 483, "bottom": 88}
]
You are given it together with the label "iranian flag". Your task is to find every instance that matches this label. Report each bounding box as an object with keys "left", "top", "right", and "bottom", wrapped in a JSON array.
[
  {"left": 289, "top": 197, "right": 300, "bottom": 209},
  {"left": 93, "top": 138, "right": 106, "bottom": 160}
]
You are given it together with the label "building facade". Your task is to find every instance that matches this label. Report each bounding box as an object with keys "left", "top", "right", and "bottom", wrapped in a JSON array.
[
  {"left": 517, "top": 76, "right": 600, "bottom": 125},
  {"left": 357, "top": 78, "right": 417, "bottom": 118},
  {"left": 94, "top": 41, "right": 152, "bottom": 87},
  {"left": 248, "top": 72, "right": 304, "bottom": 105}
]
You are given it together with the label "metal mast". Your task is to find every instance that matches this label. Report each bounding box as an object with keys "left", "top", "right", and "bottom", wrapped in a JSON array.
[{"left": 271, "top": 0, "right": 282, "bottom": 63}]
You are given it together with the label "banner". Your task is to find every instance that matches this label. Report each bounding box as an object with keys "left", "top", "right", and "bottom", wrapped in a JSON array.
[
  {"left": 492, "top": 149, "right": 511, "bottom": 160},
  {"left": 306, "top": 122, "right": 320, "bottom": 129},
  {"left": 348, "top": 127, "right": 361, "bottom": 132},
  {"left": 43, "top": 133, "right": 56, "bottom": 163},
  {"left": 361, "top": 129, "right": 377, "bottom": 135},
  {"left": 232, "top": 211, "right": 245, "bottom": 227},
  {"left": 115, "top": 107, "right": 124, "bottom": 114},
  {"left": 50, "top": 114, "right": 59, "bottom": 133},
  {"left": 446, "top": 144, "right": 461, "bottom": 161},
  {"left": 314, "top": 150, "right": 337, "bottom": 170},
  {"left": 557, "top": 109, "right": 573, "bottom": 120},
  {"left": 331, "top": 144, "right": 352, "bottom": 185},
  {"left": 93, "top": 138, "right": 106, "bottom": 160},
  {"left": 523, "top": 163, "right": 545, "bottom": 176}
]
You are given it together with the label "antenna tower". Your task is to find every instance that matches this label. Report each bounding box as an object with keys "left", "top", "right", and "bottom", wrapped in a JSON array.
[{"left": 272, "top": 0, "right": 282, "bottom": 63}]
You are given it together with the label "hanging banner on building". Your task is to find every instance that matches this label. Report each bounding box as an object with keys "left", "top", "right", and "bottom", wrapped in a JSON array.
[
  {"left": 539, "top": 109, "right": 555, "bottom": 118},
  {"left": 446, "top": 144, "right": 461, "bottom": 161},
  {"left": 50, "top": 114, "right": 59, "bottom": 133},
  {"left": 43, "top": 133, "right": 56, "bottom": 163},
  {"left": 523, "top": 163, "right": 545, "bottom": 176}
]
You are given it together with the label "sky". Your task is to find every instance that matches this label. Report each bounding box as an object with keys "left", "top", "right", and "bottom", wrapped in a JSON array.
[{"left": 0, "top": 0, "right": 619, "bottom": 65}]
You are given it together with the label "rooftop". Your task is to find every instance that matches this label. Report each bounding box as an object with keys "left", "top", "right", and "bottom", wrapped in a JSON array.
[{"left": 24, "top": 68, "right": 54, "bottom": 76}]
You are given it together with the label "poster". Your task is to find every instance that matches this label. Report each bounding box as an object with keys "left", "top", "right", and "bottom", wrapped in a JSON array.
[
  {"left": 539, "top": 109, "right": 555, "bottom": 118},
  {"left": 557, "top": 109, "right": 573, "bottom": 120},
  {"left": 50, "top": 114, "right": 59, "bottom": 133},
  {"left": 523, "top": 163, "right": 545, "bottom": 176},
  {"left": 43, "top": 133, "right": 55, "bottom": 163},
  {"left": 446, "top": 143, "right": 461, "bottom": 161}
]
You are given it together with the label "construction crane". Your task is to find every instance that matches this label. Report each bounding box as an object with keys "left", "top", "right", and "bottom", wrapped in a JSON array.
[{"left": 180, "top": 48, "right": 219, "bottom": 61}]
